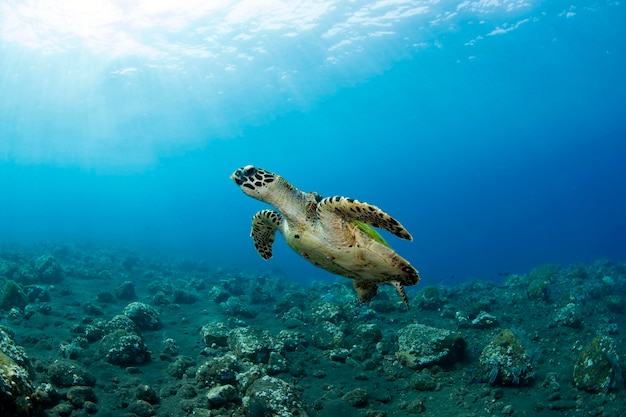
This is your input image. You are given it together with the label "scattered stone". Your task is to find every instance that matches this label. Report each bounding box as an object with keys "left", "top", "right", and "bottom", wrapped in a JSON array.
[
  {"left": 24, "top": 302, "right": 52, "bottom": 319},
  {"left": 135, "top": 384, "right": 159, "bottom": 404},
  {"left": 200, "top": 321, "right": 230, "bottom": 347},
  {"left": 97, "top": 330, "right": 151, "bottom": 367},
  {"left": 329, "top": 348, "right": 350, "bottom": 363},
  {"left": 173, "top": 288, "right": 199, "bottom": 304},
  {"left": 2, "top": 247, "right": 626, "bottom": 417},
  {"left": 311, "top": 300, "right": 345, "bottom": 323},
  {"left": 455, "top": 311, "right": 471, "bottom": 328},
  {"left": 237, "top": 364, "right": 264, "bottom": 392},
  {"left": 196, "top": 353, "right": 239, "bottom": 387},
  {"left": 411, "top": 369, "right": 438, "bottom": 391},
  {"left": 250, "top": 280, "right": 276, "bottom": 304},
  {"left": 84, "top": 400, "right": 98, "bottom": 414},
  {"left": 267, "top": 351, "right": 289, "bottom": 375},
  {"left": 310, "top": 321, "right": 344, "bottom": 350},
  {"left": 50, "top": 402, "right": 74, "bottom": 417},
  {"left": 104, "top": 315, "right": 140, "bottom": 334},
  {"left": 314, "top": 399, "right": 354, "bottom": 416},
  {"left": 471, "top": 311, "right": 499, "bottom": 329},
  {"left": 220, "top": 276, "right": 246, "bottom": 296},
  {"left": 416, "top": 286, "right": 443, "bottom": 311},
  {"left": 479, "top": 329, "right": 533, "bottom": 385},
  {"left": 123, "top": 302, "right": 161, "bottom": 330},
  {"left": 84, "top": 319, "right": 106, "bottom": 342},
  {"left": 396, "top": 324, "right": 466, "bottom": 369},
  {"left": 0, "top": 280, "right": 28, "bottom": 310},
  {"left": 59, "top": 338, "right": 85, "bottom": 359},
  {"left": 33, "top": 255, "right": 63, "bottom": 284},
  {"left": 115, "top": 281, "right": 136, "bottom": 300},
  {"left": 355, "top": 323, "right": 383, "bottom": 345},
  {"left": 527, "top": 279, "right": 550, "bottom": 301},
  {"left": 407, "top": 398, "right": 426, "bottom": 414},
  {"left": 342, "top": 387, "right": 368, "bottom": 408},
  {"left": 0, "top": 259, "right": 18, "bottom": 279},
  {"left": 553, "top": 303, "right": 582, "bottom": 328},
  {"left": 176, "top": 384, "right": 197, "bottom": 399},
  {"left": 282, "top": 306, "right": 306, "bottom": 328},
  {"left": 604, "top": 294, "right": 625, "bottom": 313},
  {"left": 127, "top": 399, "right": 155, "bottom": 417},
  {"left": 160, "top": 337, "right": 180, "bottom": 361},
  {"left": 245, "top": 375, "right": 309, "bottom": 417},
  {"left": 0, "top": 349, "right": 36, "bottom": 416},
  {"left": 207, "top": 286, "right": 230, "bottom": 303},
  {"left": 150, "top": 292, "right": 170, "bottom": 307},
  {"left": 542, "top": 372, "right": 561, "bottom": 401},
  {"left": 82, "top": 302, "right": 104, "bottom": 316},
  {"left": 276, "top": 329, "right": 307, "bottom": 352},
  {"left": 96, "top": 291, "right": 115, "bottom": 303},
  {"left": 206, "top": 384, "right": 238, "bottom": 407},
  {"left": 275, "top": 291, "right": 309, "bottom": 312},
  {"left": 167, "top": 355, "right": 196, "bottom": 379},
  {"left": 48, "top": 360, "right": 96, "bottom": 387},
  {"left": 67, "top": 385, "right": 96, "bottom": 407},
  {"left": 573, "top": 335, "right": 621, "bottom": 393},
  {"left": 490, "top": 387, "right": 504, "bottom": 400},
  {"left": 24, "top": 285, "right": 50, "bottom": 303},
  {"left": 32, "top": 383, "right": 60, "bottom": 409},
  {"left": 529, "top": 264, "right": 560, "bottom": 282},
  {"left": 548, "top": 400, "right": 577, "bottom": 410},
  {"left": 7, "top": 307, "right": 23, "bottom": 324},
  {"left": 221, "top": 296, "right": 258, "bottom": 318},
  {"left": 127, "top": 366, "right": 143, "bottom": 374},
  {"left": 228, "top": 327, "right": 274, "bottom": 363},
  {"left": 312, "top": 369, "right": 326, "bottom": 378}
]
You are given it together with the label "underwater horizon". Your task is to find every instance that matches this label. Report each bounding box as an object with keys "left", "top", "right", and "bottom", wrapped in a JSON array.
[{"left": 1, "top": 0, "right": 625, "bottom": 285}]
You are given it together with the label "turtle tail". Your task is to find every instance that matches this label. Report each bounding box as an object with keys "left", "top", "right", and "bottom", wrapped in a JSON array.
[{"left": 392, "top": 281, "right": 410, "bottom": 310}]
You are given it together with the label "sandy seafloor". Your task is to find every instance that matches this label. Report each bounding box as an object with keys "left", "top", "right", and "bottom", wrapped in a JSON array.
[{"left": 1, "top": 243, "right": 625, "bottom": 417}]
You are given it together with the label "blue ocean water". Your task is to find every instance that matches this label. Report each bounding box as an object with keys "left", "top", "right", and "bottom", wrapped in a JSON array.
[{"left": 1, "top": 0, "right": 625, "bottom": 286}]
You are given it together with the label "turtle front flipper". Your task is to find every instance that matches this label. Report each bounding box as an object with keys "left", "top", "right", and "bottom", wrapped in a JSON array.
[
  {"left": 353, "top": 280, "right": 378, "bottom": 303},
  {"left": 318, "top": 196, "right": 413, "bottom": 241},
  {"left": 250, "top": 209, "right": 283, "bottom": 260}
]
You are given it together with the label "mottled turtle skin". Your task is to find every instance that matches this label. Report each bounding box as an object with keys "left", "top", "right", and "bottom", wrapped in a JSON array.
[{"left": 230, "top": 165, "right": 420, "bottom": 308}]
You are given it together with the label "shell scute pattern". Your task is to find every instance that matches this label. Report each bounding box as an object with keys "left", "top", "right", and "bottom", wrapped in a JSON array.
[{"left": 318, "top": 196, "right": 413, "bottom": 241}]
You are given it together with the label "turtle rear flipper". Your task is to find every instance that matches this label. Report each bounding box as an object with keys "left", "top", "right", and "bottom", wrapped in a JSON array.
[
  {"left": 250, "top": 209, "right": 283, "bottom": 260},
  {"left": 392, "top": 280, "right": 410, "bottom": 310},
  {"left": 318, "top": 196, "right": 412, "bottom": 241}
]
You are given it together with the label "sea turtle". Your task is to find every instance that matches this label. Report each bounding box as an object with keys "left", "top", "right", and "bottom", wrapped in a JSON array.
[{"left": 230, "top": 165, "right": 420, "bottom": 308}]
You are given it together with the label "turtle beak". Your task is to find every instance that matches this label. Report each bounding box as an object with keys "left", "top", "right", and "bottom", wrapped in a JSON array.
[{"left": 230, "top": 168, "right": 245, "bottom": 186}]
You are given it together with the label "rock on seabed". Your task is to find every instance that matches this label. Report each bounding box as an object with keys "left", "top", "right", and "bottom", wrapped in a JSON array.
[{"left": 396, "top": 324, "right": 466, "bottom": 369}]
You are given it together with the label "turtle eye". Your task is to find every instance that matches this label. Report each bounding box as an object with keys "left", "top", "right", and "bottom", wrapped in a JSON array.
[{"left": 243, "top": 165, "right": 257, "bottom": 177}]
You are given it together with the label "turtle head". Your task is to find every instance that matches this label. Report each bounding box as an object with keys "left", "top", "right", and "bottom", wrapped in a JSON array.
[{"left": 230, "top": 165, "right": 279, "bottom": 202}]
